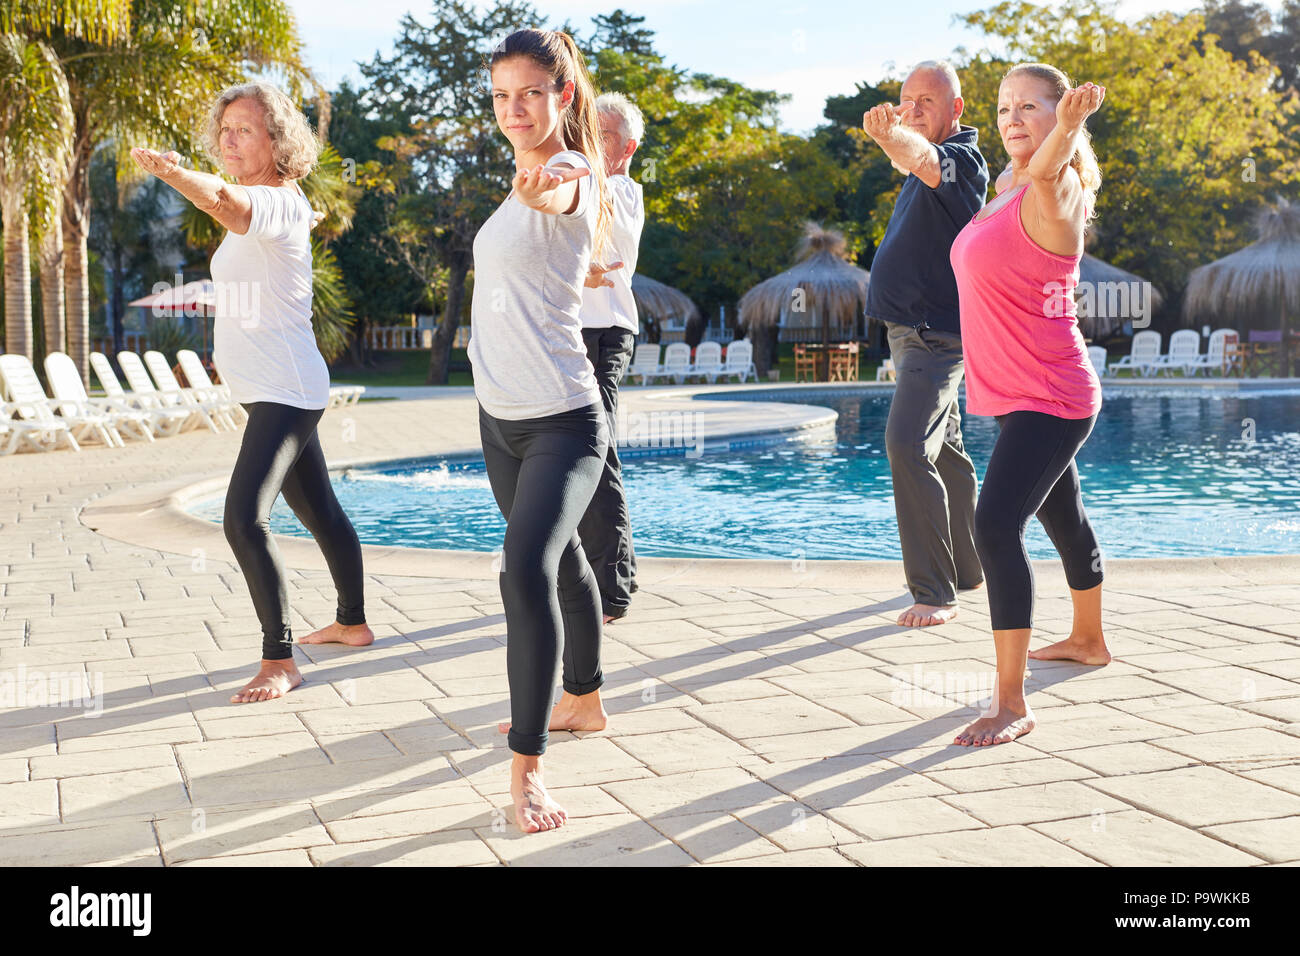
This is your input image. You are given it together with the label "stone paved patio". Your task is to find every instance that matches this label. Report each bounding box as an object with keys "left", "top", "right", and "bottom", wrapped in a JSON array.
[{"left": 2, "top": 384, "right": 1298, "bottom": 866}]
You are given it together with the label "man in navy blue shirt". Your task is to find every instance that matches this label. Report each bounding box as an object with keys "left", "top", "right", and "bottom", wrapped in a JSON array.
[{"left": 863, "top": 60, "right": 989, "bottom": 628}]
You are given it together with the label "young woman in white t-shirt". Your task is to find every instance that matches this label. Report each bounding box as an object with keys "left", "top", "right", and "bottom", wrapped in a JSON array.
[
  {"left": 131, "top": 82, "right": 374, "bottom": 705},
  {"left": 468, "top": 28, "right": 616, "bottom": 834}
]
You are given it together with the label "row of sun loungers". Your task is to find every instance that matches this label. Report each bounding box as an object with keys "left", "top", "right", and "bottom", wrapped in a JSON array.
[
  {"left": 0, "top": 349, "right": 364, "bottom": 454},
  {"left": 628, "top": 341, "right": 759, "bottom": 386},
  {"left": 1104, "top": 329, "right": 1241, "bottom": 377}
]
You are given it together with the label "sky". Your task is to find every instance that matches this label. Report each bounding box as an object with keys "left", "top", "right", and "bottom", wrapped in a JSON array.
[{"left": 286, "top": 0, "right": 1279, "bottom": 133}]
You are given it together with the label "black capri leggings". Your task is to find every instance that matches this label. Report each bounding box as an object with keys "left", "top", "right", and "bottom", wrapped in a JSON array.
[
  {"left": 973, "top": 409, "right": 1103, "bottom": 631},
  {"left": 223, "top": 402, "right": 366, "bottom": 660},
  {"left": 479, "top": 402, "right": 609, "bottom": 757}
]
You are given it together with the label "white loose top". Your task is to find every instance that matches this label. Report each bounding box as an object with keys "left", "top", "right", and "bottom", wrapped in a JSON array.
[
  {"left": 579, "top": 173, "right": 644, "bottom": 333},
  {"left": 468, "top": 149, "right": 602, "bottom": 421},
  {"left": 210, "top": 183, "right": 330, "bottom": 410}
]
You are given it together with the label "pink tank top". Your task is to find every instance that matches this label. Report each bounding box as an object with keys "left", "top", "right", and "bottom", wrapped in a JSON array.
[{"left": 949, "top": 184, "right": 1101, "bottom": 419}]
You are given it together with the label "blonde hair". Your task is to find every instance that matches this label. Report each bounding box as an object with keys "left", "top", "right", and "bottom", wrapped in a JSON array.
[
  {"left": 1002, "top": 63, "right": 1101, "bottom": 222},
  {"left": 490, "top": 29, "right": 613, "bottom": 258},
  {"left": 204, "top": 81, "right": 320, "bottom": 180}
]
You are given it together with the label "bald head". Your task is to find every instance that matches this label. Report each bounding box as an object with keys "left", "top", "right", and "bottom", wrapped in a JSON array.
[{"left": 900, "top": 60, "right": 964, "bottom": 144}]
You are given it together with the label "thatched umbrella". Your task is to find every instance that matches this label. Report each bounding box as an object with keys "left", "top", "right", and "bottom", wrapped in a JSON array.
[
  {"left": 630, "top": 273, "right": 700, "bottom": 343},
  {"left": 1182, "top": 197, "right": 1300, "bottom": 337},
  {"left": 738, "top": 222, "right": 870, "bottom": 378},
  {"left": 1076, "top": 253, "right": 1164, "bottom": 340}
]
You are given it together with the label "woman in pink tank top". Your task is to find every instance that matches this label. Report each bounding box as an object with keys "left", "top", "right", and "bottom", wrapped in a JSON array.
[{"left": 948, "top": 64, "right": 1112, "bottom": 747}]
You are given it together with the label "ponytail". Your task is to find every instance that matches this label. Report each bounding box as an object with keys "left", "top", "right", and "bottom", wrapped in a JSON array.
[{"left": 490, "top": 29, "right": 614, "bottom": 258}]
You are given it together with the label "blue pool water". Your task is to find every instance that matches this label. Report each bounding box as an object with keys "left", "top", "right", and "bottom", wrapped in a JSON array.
[{"left": 190, "top": 389, "right": 1300, "bottom": 560}]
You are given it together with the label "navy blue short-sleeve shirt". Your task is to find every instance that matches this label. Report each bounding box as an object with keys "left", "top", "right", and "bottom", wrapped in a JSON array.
[{"left": 864, "top": 125, "right": 989, "bottom": 337}]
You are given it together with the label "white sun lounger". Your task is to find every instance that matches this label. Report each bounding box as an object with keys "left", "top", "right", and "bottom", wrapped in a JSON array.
[
  {"left": 627, "top": 343, "right": 661, "bottom": 386},
  {"left": 1108, "top": 330, "right": 1162, "bottom": 377},
  {"left": 45, "top": 351, "right": 154, "bottom": 444},
  {"left": 721, "top": 340, "right": 758, "bottom": 383},
  {"left": 0, "top": 354, "right": 81, "bottom": 452},
  {"left": 175, "top": 350, "right": 248, "bottom": 425},
  {"left": 692, "top": 341, "right": 724, "bottom": 383},
  {"left": 1187, "top": 329, "right": 1238, "bottom": 377},
  {"left": 1152, "top": 329, "right": 1202, "bottom": 377},
  {"left": 90, "top": 352, "right": 189, "bottom": 438}
]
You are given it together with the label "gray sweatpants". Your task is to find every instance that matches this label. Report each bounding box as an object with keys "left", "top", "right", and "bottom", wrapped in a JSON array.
[{"left": 884, "top": 322, "right": 983, "bottom": 607}]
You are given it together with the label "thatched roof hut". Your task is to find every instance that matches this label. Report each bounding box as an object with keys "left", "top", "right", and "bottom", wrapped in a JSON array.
[
  {"left": 630, "top": 273, "right": 700, "bottom": 340},
  {"left": 1076, "top": 253, "right": 1164, "bottom": 340},
  {"left": 1182, "top": 197, "right": 1300, "bottom": 331},
  {"left": 738, "top": 223, "right": 870, "bottom": 375}
]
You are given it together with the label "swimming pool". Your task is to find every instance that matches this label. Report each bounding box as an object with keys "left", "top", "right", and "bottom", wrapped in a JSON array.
[{"left": 189, "top": 388, "right": 1300, "bottom": 560}]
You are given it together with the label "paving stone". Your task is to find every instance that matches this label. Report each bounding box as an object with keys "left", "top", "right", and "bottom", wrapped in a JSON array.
[
  {"left": 1201, "top": 816, "right": 1300, "bottom": 864},
  {"left": 645, "top": 811, "right": 782, "bottom": 863},
  {"left": 825, "top": 796, "right": 985, "bottom": 841},
  {"left": 839, "top": 825, "right": 1100, "bottom": 866},
  {"left": 311, "top": 830, "right": 496, "bottom": 866},
  {"left": 476, "top": 814, "right": 693, "bottom": 866},
  {"left": 60, "top": 765, "right": 191, "bottom": 821},
  {"left": 1087, "top": 766, "right": 1300, "bottom": 828},
  {"left": 1033, "top": 810, "right": 1263, "bottom": 866},
  {"left": 156, "top": 804, "right": 332, "bottom": 863}
]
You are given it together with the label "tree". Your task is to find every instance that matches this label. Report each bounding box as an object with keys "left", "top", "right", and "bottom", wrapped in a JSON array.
[
  {"left": 0, "top": 33, "right": 73, "bottom": 361},
  {"left": 47, "top": 0, "right": 306, "bottom": 383},
  {"left": 357, "top": 0, "right": 540, "bottom": 384},
  {"left": 582, "top": 23, "right": 851, "bottom": 336},
  {"left": 954, "top": 0, "right": 1300, "bottom": 322},
  {"left": 316, "top": 79, "right": 425, "bottom": 365}
]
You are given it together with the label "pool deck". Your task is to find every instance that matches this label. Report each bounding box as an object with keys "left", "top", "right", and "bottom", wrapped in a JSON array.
[{"left": 2, "top": 381, "right": 1299, "bottom": 866}]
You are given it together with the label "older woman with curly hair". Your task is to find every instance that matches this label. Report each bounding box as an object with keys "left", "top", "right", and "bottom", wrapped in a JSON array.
[{"left": 132, "top": 82, "right": 373, "bottom": 704}]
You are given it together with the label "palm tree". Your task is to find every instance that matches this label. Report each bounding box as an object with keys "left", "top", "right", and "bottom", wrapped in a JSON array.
[
  {"left": 0, "top": 33, "right": 74, "bottom": 361},
  {"left": 49, "top": 0, "right": 306, "bottom": 382}
]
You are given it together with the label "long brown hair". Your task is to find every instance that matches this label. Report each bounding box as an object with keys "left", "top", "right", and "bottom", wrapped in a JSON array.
[
  {"left": 1002, "top": 62, "right": 1102, "bottom": 224},
  {"left": 490, "top": 29, "right": 613, "bottom": 257}
]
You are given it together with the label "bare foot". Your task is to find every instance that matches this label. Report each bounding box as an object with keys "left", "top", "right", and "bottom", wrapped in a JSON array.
[
  {"left": 1028, "top": 635, "right": 1111, "bottom": 666},
  {"left": 230, "top": 659, "right": 303, "bottom": 703},
  {"left": 954, "top": 705, "right": 1036, "bottom": 746},
  {"left": 297, "top": 621, "right": 375, "bottom": 647},
  {"left": 603, "top": 614, "right": 619, "bottom": 625},
  {"left": 511, "top": 756, "right": 567, "bottom": 833},
  {"left": 498, "top": 690, "right": 608, "bottom": 736},
  {"left": 960, "top": 580, "right": 984, "bottom": 591},
  {"left": 897, "top": 603, "right": 958, "bottom": 627}
]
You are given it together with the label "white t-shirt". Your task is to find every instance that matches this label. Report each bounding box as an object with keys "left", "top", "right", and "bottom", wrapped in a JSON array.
[
  {"left": 468, "top": 149, "right": 602, "bottom": 421},
  {"left": 580, "top": 174, "right": 643, "bottom": 333},
  {"left": 210, "top": 183, "right": 330, "bottom": 410}
]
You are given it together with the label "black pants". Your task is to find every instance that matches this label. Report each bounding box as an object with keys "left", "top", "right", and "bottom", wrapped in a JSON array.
[
  {"left": 974, "top": 409, "right": 1103, "bottom": 631},
  {"left": 578, "top": 327, "right": 637, "bottom": 614},
  {"left": 223, "top": 402, "right": 366, "bottom": 660},
  {"left": 479, "top": 402, "right": 609, "bottom": 756}
]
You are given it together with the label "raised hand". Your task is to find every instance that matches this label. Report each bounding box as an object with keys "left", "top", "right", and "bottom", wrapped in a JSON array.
[
  {"left": 584, "top": 260, "right": 625, "bottom": 289},
  {"left": 512, "top": 163, "right": 589, "bottom": 210},
  {"left": 862, "top": 101, "right": 912, "bottom": 140},
  {"left": 130, "top": 147, "right": 183, "bottom": 179},
  {"left": 1056, "top": 82, "right": 1105, "bottom": 129}
]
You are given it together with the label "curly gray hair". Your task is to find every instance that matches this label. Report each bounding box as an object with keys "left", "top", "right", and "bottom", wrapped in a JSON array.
[{"left": 203, "top": 81, "right": 320, "bottom": 180}]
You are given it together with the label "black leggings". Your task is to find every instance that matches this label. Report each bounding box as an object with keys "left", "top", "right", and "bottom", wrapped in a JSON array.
[
  {"left": 479, "top": 402, "right": 608, "bottom": 757},
  {"left": 223, "top": 402, "right": 366, "bottom": 660},
  {"left": 973, "top": 410, "right": 1103, "bottom": 631}
]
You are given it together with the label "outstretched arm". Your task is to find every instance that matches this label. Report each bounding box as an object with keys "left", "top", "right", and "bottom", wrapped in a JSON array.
[
  {"left": 1026, "top": 82, "right": 1104, "bottom": 222},
  {"left": 862, "top": 102, "right": 944, "bottom": 188},
  {"left": 130, "top": 148, "right": 253, "bottom": 235}
]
